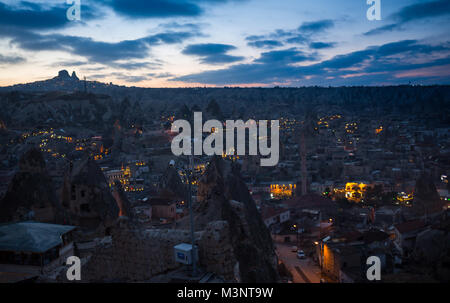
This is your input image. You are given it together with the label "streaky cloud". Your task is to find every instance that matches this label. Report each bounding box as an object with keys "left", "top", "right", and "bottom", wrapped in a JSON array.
[{"left": 364, "top": 0, "right": 450, "bottom": 36}]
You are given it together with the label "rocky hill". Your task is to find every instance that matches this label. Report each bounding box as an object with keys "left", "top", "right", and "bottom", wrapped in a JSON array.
[
  {"left": 1, "top": 71, "right": 449, "bottom": 123},
  {"left": 1, "top": 70, "right": 117, "bottom": 93},
  {"left": 0, "top": 90, "right": 116, "bottom": 129}
]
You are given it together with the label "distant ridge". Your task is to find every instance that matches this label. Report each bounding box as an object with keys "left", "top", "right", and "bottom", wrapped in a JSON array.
[
  {"left": 0, "top": 70, "right": 127, "bottom": 93},
  {"left": 2, "top": 70, "right": 450, "bottom": 93}
]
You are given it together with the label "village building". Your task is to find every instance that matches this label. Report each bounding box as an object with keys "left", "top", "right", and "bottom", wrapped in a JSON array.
[{"left": 0, "top": 222, "right": 76, "bottom": 282}]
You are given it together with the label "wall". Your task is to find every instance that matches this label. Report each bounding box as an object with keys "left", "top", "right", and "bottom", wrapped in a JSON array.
[{"left": 82, "top": 220, "right": 237, "bottom": 282}]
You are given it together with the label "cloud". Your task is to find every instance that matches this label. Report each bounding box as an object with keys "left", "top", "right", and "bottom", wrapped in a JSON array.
[
  {"left": 0, "top": 1, "right": 98, "bottom": 30},
  {"left": 309, "top": 42, "right": 336, "bottom": 49},
  {"left": 102, "top": 0, "right": 246, "bottom": 19},
  {"left": 364, "top": 24, "right": 400, "bottom": 36},
  {"left": 254, "top": 48, "right": 316, "bottom": 64},
  {"left": 285, "top": 35, "right": 308, "bottom": 44},
  {"left": 0, "top": 1, "right": 68, "bottom": 29},
  {"left": 0, "top": 27, "right": 198, "bottom": 67},
  {"left": 114, "top": 74, "right": 149, "bottom": 83},
  {"left": 107, "top": 0, "right": 201, "bottom": 18},
  {"left": 142, "top": 31, "right": 199, "bottom": 44},
  {"left": 245, "top": 35, "right": 266, "bottom": 42},
  {"left": 174, "top": 48, "right": 316, "bottom": 84},
  {"left": 152, "top": 72, "right": 176, "bottom": 78},
  {"left": 157, "top": 21, "right": 205, "bottom": 32},
  {"left": 54, "top": 60, "right": 88, "bottom": 67},
  {"left": 173, "top": 40, "right": 450, "bottom": 86},
  {"left": 0, "top": 54, "right": 25, "bottom": 64},
  {"left": 90, "top": 72, "right": 151, "bottom": 83},
  {"left": 364, "top": 0, "right": 450, "bottom": 36},
  {"left": 298, "top": 19, "right": 334, "bottom": 34},
  {"left": 245, "top": 19, "right": 334, "bottom": 49},
  {"left": 393, "top": 0, "right": 450, "bottom": 23},
  {"left": 247, "top": 40, "right": 284, "bottom": 49},
  {"left": 111, "top": 61, "right": 163, "bottom": 70},
  {"left": 182, "top": 43, "right": 244, "bottom": 64},
  {"left": 317, "top": 49, "right": 374, "bottom": 69}
]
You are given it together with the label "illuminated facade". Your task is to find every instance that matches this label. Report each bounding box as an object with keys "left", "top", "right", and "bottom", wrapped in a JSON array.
[
  {"left": 270, "top": 183, "right": 296, "bottom": 199},
  {"left": 341, "top": 182, "right": 370, "bottom": 203},
  {"left": 396, "top": 192, "right": 413, "bottom": 205},
  {"left": 104, "top": 164, "right": 145, "bottom": 192}
]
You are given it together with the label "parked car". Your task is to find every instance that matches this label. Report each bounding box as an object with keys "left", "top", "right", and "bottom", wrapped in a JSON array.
[
  {"left": 291, "top": 246, "right": 298, "bottom": 252},
  {"left": 297, "top": 250, "right": 306, "bottom": 259}
]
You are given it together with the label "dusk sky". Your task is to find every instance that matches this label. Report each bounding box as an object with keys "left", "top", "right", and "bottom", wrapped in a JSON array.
[{"left": 0, "top": 0, "right": 449, "bottom": 87}]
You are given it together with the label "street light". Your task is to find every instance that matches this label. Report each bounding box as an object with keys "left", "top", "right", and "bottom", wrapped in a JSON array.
[
  {"left": 177, "top": 137, "right": 199, "bottom": 277},
  {"left": 292, "top": 224, "right": 299, "bottom": 247},
  {"left": 187, "top": 150, "right": 197, "bottom": 277}
]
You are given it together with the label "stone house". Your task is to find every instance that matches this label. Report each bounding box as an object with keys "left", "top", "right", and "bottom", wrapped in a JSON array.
[
  {"left": 393, "top": 220, "right": 427, "bottom": 257},
  {"left": 149, "top": 197, "right": 177, "bottom": 221}
]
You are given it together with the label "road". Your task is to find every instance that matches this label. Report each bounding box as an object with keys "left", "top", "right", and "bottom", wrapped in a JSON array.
[{"left": 276, "top": 243, "right": 322, "bottom": 283}]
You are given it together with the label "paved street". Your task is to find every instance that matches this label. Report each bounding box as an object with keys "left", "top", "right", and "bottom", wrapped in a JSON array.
[{"left": 276, "top": 243, "right": 322, "bottom": 283}]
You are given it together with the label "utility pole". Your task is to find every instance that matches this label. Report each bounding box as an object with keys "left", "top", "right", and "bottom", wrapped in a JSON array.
[
  {"left": 300, "top": 129, "right": 307, "bottom": 196},
  {"left": 188, "top": 143, "right": 197, "bottom": 277}
]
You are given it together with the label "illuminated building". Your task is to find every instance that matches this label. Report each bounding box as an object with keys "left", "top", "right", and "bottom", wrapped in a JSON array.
[
  {"left": 396, "top": 192, "right": 414, "bottom": 205},
  {"left": 104, "top": 165, "right": 145, "bottom": 192},
  {"left": 342, "top": 182, "right": 370, "bottom": 203},
  {"left": 270, "top": 183, "right": 296, "bottom": 199}
]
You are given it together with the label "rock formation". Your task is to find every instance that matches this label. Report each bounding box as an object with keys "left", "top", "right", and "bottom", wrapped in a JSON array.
[
  {"left": 413, "top": 220, "right": 450, "bottom": 282},
  {"left": 412, "top": 173, "right": 444, "bottom": 217},
  {"left": 56, "top": 70, "right": 79, "bottom": 81},
  {"left": 61, "top": 157, "right": 119, "bottom": 230},
  {"left": 0, "top": 148, "right": 63, "bottom": 223},
  {"left": 57, "top": 70, "right": 71, "bottom": 79},
  {"left": 159, "top": 164, "right": 188, "bottom": 201},
  {"left": 181, "top": 156, "right": 279, "bottom": 283},
  {"left": 71, "top": 71, "right": 79, "bottom": 81}
]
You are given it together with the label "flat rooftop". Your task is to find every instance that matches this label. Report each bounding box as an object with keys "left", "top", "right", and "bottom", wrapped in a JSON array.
[{"left": 0, "top": 221, "right": 76, "bottom": 253}]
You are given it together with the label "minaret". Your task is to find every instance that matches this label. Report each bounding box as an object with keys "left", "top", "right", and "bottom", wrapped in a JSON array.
[
  {"left": 298, "top": 108, "right": 317, "bottom": 196},
  {"left": 300, "top": 129, "right": 307, "bottom": 196}
]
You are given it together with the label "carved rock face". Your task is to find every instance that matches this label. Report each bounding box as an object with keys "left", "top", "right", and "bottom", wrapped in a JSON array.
[
  {"left": 61, "top": 157, "right": 119, "bottom": 229},
  {"left": 19, "top": 148, "right": 46, "bottom": 174},
  {"left": 0, "top": 148, "right": 62, "bottom": 223}
]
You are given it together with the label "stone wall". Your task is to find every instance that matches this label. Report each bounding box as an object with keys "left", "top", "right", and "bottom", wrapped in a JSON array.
[
  {"left": 198, "top": 220, "right": 237, "bottom": 281},
  {"left": 82, "top": 219, "right": 237, "bottom": 282}
]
